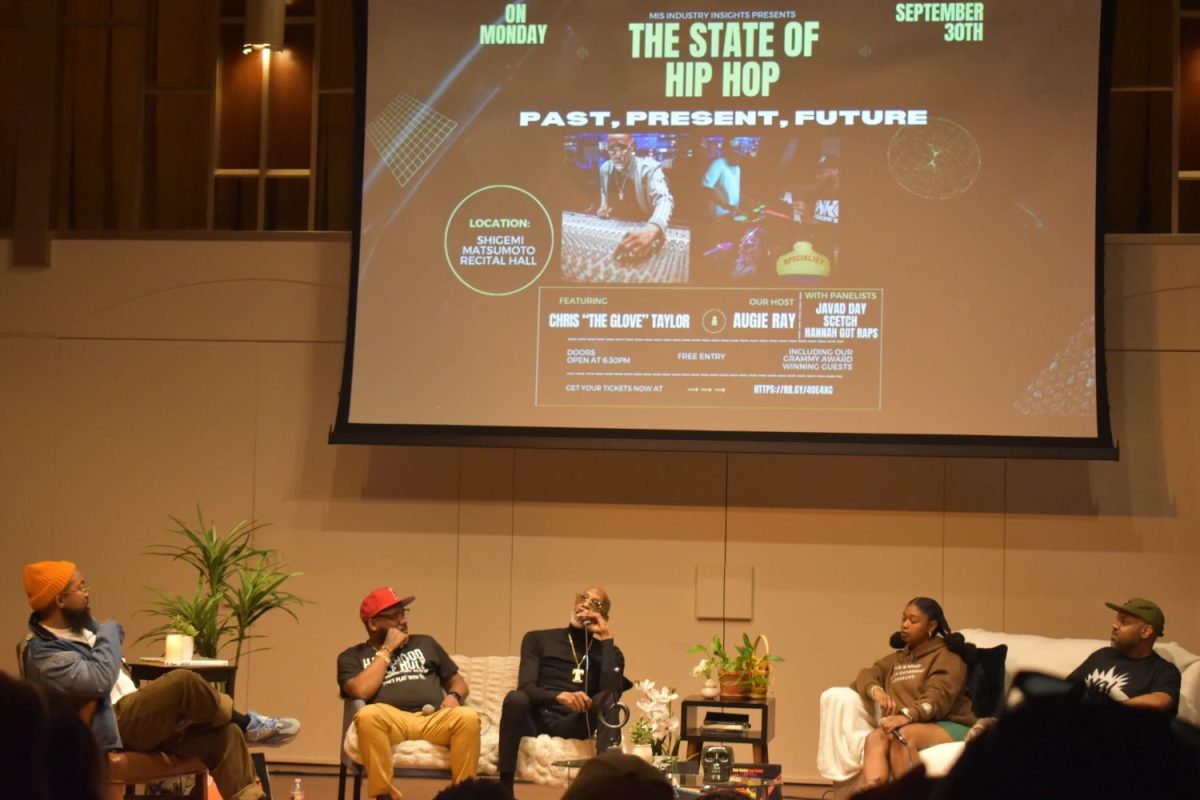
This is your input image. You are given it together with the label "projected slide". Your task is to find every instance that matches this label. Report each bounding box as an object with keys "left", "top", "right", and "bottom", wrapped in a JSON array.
[{"left": 339, "top": 0, "right": 1107, "bottom": 447}]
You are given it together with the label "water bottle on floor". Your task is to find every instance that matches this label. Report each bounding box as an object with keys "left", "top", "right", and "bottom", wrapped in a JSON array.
[{"left": 290, "top": 777, "right": 304, "bottom": 800}]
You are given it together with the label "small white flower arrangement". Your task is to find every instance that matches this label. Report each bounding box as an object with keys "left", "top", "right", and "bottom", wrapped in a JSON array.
[{"left": 633, "top": 679, "right": 681, "bottom": 757}]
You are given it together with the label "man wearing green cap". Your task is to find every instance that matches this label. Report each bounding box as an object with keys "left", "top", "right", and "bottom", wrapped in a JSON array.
[{"left": 1066, "top": 598, "right": 1181, "bottom": 714}]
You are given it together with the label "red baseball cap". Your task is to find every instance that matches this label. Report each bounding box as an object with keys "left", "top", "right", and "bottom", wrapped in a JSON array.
[{"left": 359, "top": 587, "right": 414, "bottom": 621}]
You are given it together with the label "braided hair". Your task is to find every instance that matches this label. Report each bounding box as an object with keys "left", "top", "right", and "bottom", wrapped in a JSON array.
[{"left": 889, "top": 596, "right": 975, "bottom": 661}]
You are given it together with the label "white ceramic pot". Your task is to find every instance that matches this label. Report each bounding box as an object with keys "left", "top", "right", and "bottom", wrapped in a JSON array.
[
  {"left": 700, "top": 678, "right": 720, "bottom": 698},
  {"left": 631, "top": 744, "right": 654, "bottom": 763}
]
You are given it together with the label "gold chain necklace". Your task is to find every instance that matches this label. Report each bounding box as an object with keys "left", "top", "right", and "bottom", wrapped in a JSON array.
[
  {"left": 615, "top": 169, "right": 632, "bottom": 201},
  {"left": 567, "top": 629, "right": 591, "bottom": 684}
]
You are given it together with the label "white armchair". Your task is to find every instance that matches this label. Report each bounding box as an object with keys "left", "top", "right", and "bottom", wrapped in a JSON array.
[{"left": 337, "top": 654, "right": 595, "bottom": 799}]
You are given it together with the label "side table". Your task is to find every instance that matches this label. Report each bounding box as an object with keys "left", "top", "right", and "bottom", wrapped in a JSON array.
[
  {"left": 679, "top": 694, "right": 775, "bottom": 763},
  {"left": 129, "top": 659, "right": 238, "bottom": 697}
]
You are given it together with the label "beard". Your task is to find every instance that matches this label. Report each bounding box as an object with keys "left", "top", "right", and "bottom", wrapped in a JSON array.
[{"left": 61, "top": 605, "right": 94, "bottom": 633}]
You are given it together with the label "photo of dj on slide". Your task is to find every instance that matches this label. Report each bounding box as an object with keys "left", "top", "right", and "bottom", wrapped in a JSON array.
[{"left": 560, "top": 132, "right": 840, "bottom": 286}]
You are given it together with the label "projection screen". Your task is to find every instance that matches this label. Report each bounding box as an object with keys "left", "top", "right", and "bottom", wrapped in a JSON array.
[{"left": 331, "top": 0, "right": 1116, "bottom": 458}]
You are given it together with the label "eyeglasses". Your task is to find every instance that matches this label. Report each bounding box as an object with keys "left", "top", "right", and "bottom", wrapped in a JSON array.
[
  {"left": 60, "top": 581, "right": 89, "bottom": 596},
  {"left": 375, "top": 606, "right": 409, "bottom": 620},
  {"left": 605, "top": 143, "right": 633, "bottom": 154},
  {"left": 574, "top": 593, "right": 606, "bottom": 611}
]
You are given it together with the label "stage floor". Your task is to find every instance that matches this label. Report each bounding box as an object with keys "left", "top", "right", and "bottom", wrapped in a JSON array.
[{"left": 264, "top": 769, "right": 832, "bottom": 800}]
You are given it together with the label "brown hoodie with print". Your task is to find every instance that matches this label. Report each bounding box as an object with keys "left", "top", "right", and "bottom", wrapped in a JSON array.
[{"left": 851, "top": 636, "right": 976, "bottom": 725}]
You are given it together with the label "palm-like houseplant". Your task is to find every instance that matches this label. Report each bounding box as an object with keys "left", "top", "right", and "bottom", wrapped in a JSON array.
[{"left": 137, "top": 507, "right": 308, "bottom": 664}]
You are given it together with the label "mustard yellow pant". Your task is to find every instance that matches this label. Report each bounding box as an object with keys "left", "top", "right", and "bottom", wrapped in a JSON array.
[{"left": 354, "top": 703, "right": 480, "bottom": 799}]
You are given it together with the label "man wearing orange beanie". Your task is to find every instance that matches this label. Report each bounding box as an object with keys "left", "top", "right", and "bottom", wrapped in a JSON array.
[{"left": 20, "top": 561, "right": 301, "bottom": 800}]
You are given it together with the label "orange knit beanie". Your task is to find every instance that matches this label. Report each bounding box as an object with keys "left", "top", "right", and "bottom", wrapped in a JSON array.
[{"left": 23, "top": 560, "right": 76, "bottom": 610}]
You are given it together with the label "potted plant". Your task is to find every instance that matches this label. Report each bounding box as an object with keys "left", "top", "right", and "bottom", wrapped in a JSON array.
[
  {"left": 137, "top": 507, "right": 308, "bottom": 665},
  {"left": 688, "top": 633, "right": 783, "bottom": 700},
  {"left": 632, "top": 679, "right": 681, "bottom": 769},
  {"left": 688, "top": 634, "right": 744, "bottom": 699},
  {"left": 630, "top": 718, "right": 655, "bottom": 762},
  {"left": 738, "top": 634, "right": 782, "bottom": 701}
]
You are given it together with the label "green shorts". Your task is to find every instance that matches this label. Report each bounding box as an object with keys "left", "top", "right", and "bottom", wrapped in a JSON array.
[{"left": 935, "top": 721, "right": 971, "bottom": 742}]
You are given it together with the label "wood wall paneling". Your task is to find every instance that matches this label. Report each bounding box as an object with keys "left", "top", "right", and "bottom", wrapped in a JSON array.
[
  {"left": 13, "top": 0, "right": 55, "bottom": 263},
  {"left": 1181, "top": 20, "right": 1200, "bottom": 171},
  {"left": 143, "top": 93, "right": 212, "bottom": 229},
  {"left": 315, "top": 92, "right": 355, "bottom": 230},
  {"left": 150, "top": 0, "right": 216, "bottom": 90},
  {"left": 0, "top": 25, "right": 19, "bottom": 231},
  {"left": 214, "top": 176, "right": 259, "bottom": 230},
  {"left": 1110, "top": 0, "right": 1174, "bottom": 88},
  {"left": 318, "top": 0, "right": 354, "bottom": 90},
  {"left": 217, "top": 24, "right": 263, "bottom": 170},
  {"left": 265, "top": 176, "right": 309, "bottom": 230},
  {"left": 1181, "top": 181, "right": 1200, "bottom": 232},
  {"left": 60, "top": 0, "right": 142, "bottom": 25},
  {"left": 1105, "top": 92, "right": 1174, "bottom": 233},
  {"left": 287, "top": 0, "right": 317, "bottom": 16},
  {"left": 55, "top": 23, "right": 143, "bottom": 230},
  {"left": 267, "top": 25, "right": 313, "bottom": 170}
]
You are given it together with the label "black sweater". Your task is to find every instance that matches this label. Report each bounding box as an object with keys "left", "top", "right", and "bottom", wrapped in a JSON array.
[{"left": 517, "top": 626, "right": 630, "bottom": 708}]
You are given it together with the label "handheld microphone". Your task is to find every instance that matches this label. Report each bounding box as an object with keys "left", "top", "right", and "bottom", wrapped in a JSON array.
[
  {"left": 421, "top": 704, "right": 435, "bottom": 716},
  {"left": 890, "top": 727, "right": 908, "bottom": 746}
]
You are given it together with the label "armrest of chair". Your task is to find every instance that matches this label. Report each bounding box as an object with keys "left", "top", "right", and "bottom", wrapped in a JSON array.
[{"left": 341, "top": 698, "right": 366, "bottom": 768}]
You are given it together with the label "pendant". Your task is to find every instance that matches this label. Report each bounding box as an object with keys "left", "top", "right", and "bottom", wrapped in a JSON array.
[
  {"left": 618, "top": 190, "right": 625, "bottom": 200},
  {"left": 571, "top": 667, "right": 585, "bottom": 683}
]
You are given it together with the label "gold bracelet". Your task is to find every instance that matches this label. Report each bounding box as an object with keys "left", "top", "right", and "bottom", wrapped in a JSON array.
[{"left": 376, "top": 648, "right": 392, "bottom": 660}]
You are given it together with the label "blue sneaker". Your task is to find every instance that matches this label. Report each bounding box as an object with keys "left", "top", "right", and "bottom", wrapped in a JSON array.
[{"left": 244, "top": 711, "right": 300, "bottom": 746}]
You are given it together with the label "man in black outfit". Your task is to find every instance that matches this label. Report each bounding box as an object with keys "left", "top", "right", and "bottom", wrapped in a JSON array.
[
  {"left": 1066, "top": 597, "right": 1181, "bottom": 714},
  {"left": 497, "top": 586, "right": 630, "bottom": 796}
]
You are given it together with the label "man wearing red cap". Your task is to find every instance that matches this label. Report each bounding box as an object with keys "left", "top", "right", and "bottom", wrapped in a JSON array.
[
  {"left": 1066, "top": 598, "right": 1182, "bottom": 714},
  {"left": 20, "top": 561, "right": 299, "bottom": 800},
  {"left": 337, "top": 587, "right": 480, "bottom": 800}
]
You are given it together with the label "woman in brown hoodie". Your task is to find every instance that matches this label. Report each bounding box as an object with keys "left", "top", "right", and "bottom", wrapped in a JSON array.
[{"left": 851, "top": 597, "right": 976, "bottom": 789}]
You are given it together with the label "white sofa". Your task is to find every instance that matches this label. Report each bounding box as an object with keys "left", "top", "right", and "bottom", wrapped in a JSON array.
[
  {"left": 818, "top": 629, "right": 1200, "bottom": 786},
  {"left": 340, "top": 654, "right": 594, "bottom": 794}
]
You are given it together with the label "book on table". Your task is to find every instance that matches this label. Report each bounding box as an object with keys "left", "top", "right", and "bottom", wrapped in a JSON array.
[{"left": 701, "top": 711, "right": 750, "bottom": 731}]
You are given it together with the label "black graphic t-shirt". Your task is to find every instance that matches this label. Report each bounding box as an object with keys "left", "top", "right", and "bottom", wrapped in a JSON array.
[
  {"left": 1066, "top": 647, "right": 1181, "bottom": 712},
  {"left": 336, "top": 635, "right": 458, "bottom": 711}
]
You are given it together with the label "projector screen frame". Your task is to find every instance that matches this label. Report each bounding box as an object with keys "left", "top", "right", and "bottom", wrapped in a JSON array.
[{"left": 330, "top": 0, "right": 1118, "bottom": 461}]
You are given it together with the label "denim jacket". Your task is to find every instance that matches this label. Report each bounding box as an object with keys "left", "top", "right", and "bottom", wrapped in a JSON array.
[{"left": 23, "top": 614, "right": 126, "bottom": 750}]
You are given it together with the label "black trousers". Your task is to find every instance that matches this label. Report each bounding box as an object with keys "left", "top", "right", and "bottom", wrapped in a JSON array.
[{"left": 497, "top": 689, "right": 620, "bottom": 776}]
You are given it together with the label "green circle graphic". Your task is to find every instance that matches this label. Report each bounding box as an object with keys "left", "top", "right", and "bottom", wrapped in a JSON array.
[{"left": 444, "top": 185, "right": 555, "bottom": 297}]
